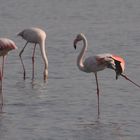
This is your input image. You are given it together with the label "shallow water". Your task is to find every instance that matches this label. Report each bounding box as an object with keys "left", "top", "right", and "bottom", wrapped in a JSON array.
[{"left": 0, "top": 0, "right": 140, "bottom": 139}]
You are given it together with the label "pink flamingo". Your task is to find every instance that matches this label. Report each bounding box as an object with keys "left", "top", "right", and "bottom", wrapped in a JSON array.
[
  {"left": 74, "top": 33, "right": 140, "bottom": 116},
  {"left": 0, "top": 38, "right": 17, "bottom": 106},
  {"left": 0, "top": 38, "right": 17, "bottom": 81},
  {"left": 17, "top": 27, "right": 48, "bottom": 80}
]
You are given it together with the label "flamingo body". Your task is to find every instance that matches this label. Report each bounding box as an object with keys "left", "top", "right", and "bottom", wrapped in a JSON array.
[
  {"left": 18, "top": 27, "right": 48, "bottom": 80},
  {"left": 0, "top": 38, "right": 17, "bottom": 107},
  {"left": 18, "top": 27, "right": 46, "bottom": 44},
  {"left": 83, "top": 53, "right": 116, "bottom": 73},
  {"left": 74, "top": 33, "right": 140, "bottom": 116},
  {"left": 0, "top": 38, "right": 17, "bottom": 56}
]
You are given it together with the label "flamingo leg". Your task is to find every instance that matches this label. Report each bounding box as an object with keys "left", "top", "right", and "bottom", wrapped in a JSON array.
[
  {"left": 0, "top": 56, "right": 5, "bottom": 88},
  {"left": 0, "top": 66, "right": 2, "bottom": 82},
  {"left": 32, "top": 44, "right": 37, "bottom": 80},
  {"left": 0, "top": 57, "right": 4, "bottom": 108},
  {"left": 95, "top": 73, "right": 100, "bottom": 116},
  {"left": 0, "top": 83, "right": 2, "bottom": 107},
  {"left": 120, "top": 73, "right": 140, "bottom": 88},
  {"left": 0, "top": 83, "right": 3, "bottom": 111},
  {"left": 0, "top": 86, "right": 3, "bottom": 111},
  {"left": 2, "top": 56, "right": 5, "bottom": 79},
  {"left": 19, "top": 41, "right": 28, "bottom": 79}
]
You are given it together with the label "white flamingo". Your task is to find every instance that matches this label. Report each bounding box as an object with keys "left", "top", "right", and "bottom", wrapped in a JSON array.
[
  {"left": 74, "top": 33, "right": 140, "bottom": 116},
  {"left": 18, "top": 27, "right": 48, "bottom": 80}
]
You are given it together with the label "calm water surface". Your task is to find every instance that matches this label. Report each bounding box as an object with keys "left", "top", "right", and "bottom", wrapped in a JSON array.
[{"left": 0, "top": 0, "right": 140, "bottom": 139}]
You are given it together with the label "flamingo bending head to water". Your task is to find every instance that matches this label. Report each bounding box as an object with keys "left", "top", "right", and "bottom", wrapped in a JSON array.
[
  {"left": 74, "top": 33, "right": 140, "bottom": 116},
  {"left": 17, "top": 27, "right": 48, "bottom": 81}
]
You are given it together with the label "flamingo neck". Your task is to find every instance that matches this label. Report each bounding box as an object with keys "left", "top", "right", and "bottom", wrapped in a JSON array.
[
  {"left": 40, "top": 41, "right": 48, "bottom": 80},
  {"left": 77, "top": 36, "right": 87, "bottom": 71}
]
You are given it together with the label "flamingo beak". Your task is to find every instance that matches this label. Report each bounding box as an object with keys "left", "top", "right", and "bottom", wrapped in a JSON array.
[
  {"left": 74, "top": 39, "right": 78, "bottom": 49},
  {"left": 17, "top": 32, "right": 22, "bottom": 37}
]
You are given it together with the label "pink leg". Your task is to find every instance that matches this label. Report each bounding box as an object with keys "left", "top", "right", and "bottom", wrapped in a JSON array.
[
  {"left": 0, "top": 56, "right": 5, "bottom": 89},
  {"left": 19, "top": 42, "right": 28, "bottom": 79},
  {"left": 0, "top": 65, "right": 2, "bottom": 95},
  {"left": 2, "top": 56, "right": 5, "bottom": 79},
  {"left": 0, "top": 67, "right": 2, "bottom": 82},
  {"left": 95, "top": 73, "right": 100, "bottom": 116},
  {"left": 32, "top": 44, "right": 36, "bottom": 80},
  {"left": 0, "top": 84, "right": 3, "bottom": 111},
  {"left": 0, "top": 57, "right": 4, "bottom": 108},
  {"left": 0, "top": 56, "right": 5, "bottom": 90}
]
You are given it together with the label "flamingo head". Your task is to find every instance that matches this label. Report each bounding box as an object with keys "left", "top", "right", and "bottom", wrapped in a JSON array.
[
  {"left": 74, "top": 33, "right": 85, "bottom": 49},
  {"left": 111, "top": 55, "right": 125, "bottom": 79}
]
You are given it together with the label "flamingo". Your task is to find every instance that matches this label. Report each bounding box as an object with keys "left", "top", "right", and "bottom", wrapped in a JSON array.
[
  {"left": 74, "top": 33, "right": 140, "bottom": 116},
  {"left": 0, "top": 38, "right": 17, "bottom": 82},
  {"left": 0, "top": 38, "right": 17, "bottom": 106},
  {"left": 17, "top": 27, "right": 48, "bottom": 81}
]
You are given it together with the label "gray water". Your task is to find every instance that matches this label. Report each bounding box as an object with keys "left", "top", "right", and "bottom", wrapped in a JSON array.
[{"left": 0, "top": 0, "right": 140, "bottom": 139}]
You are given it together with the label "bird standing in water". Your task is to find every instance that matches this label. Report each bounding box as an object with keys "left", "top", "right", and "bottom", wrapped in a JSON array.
[
  {"left": 0, "top": 38, "right": 17, "bottom": 82},
  {"left": 74, "top": 33, "right": 140, "bottom": 116},
  {"left": 18, "top": 27, "right": 48, "bottom": 81},
  {"left": 0, "top": 38, "right": 17, "bottom": 106}
]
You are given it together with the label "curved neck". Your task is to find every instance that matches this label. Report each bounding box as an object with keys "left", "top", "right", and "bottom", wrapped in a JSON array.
[
  {"left": 77, "top": 36, "right": 87, "bottom": 71},
  {"left": 40, "top": 41, "right": 48, "bottom": 79}
]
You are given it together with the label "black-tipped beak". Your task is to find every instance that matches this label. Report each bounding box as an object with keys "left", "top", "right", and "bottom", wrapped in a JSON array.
[
  {"left": 73, "top": 39, "right": 77, "bottom": 50},
  {"left": 16, "top": 30, "right": 25, "bottom": 38},
  {"left": 17, "top": 31, "right": 21, "bottom": 36},
  {"left": 74, "top": 44, "right": 76, "bottom": 49}
]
